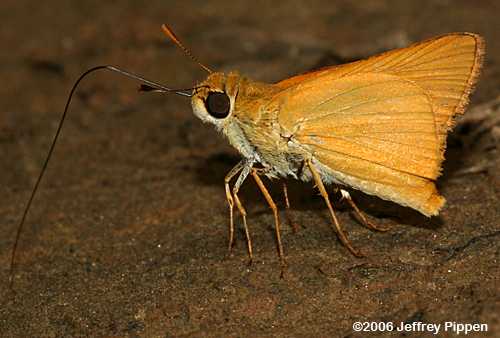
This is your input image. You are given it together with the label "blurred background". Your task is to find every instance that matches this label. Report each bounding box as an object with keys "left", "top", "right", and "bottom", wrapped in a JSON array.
[{"left": 1, "top": 1, "right": 499, "bottom": 336}]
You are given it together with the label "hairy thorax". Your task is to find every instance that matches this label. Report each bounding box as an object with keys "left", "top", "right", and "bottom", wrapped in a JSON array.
[{"left": 223, "top": 76, "right": 312, "bottom": 180}]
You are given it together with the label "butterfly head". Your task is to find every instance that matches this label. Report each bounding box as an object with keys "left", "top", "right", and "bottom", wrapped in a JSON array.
[{"left": 191, "top": 71, "right": 241, "bottom": 128}]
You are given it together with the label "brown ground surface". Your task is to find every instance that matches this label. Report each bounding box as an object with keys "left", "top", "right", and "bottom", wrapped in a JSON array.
[{"left": 1, "top": 1, "right": 499, "bottom": 337}]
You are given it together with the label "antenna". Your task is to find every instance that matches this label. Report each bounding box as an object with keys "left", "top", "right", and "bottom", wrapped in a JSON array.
[{"left": 161, "top": 24, "right": 213, "bottom": 74}]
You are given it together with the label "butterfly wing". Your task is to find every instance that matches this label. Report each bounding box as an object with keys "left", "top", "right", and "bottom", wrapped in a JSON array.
[
  {"left": 277, "top": 33, "right": 485, "bottom": 150},
  {"left": 274, "top": 33, "right": 484, "bottom": 216}
]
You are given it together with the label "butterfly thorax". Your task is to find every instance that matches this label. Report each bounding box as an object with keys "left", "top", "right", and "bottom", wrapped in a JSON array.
[{"left": 191, "top": 71, "right": 311, "bottom": 179}]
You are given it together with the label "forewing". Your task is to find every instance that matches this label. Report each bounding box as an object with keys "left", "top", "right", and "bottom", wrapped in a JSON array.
[
  {"left": 276, "top": 72, "right": 445, "bottom": 215},
  {"left": 276, "top": 33, "right": 484, "bottom": 150}
]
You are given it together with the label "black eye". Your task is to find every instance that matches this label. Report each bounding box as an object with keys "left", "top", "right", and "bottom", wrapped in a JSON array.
[{"left": 205, "top": 92, "right": 230, "bottom": 118}]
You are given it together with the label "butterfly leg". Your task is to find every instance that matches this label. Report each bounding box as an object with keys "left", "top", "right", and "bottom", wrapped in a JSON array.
[
  {"left": 251, "top": 170, "right": 286, "bottom": 275},
  {"left": 339, "top": 188, "right": 391, "bottom": 232},
  {"left": 283, "top": 182, "right": 299, "bottom": 232},
  {"left": 307, "top": 160, "right": 364, "bottom": 258},
  {"left": 232, "top": 163, "right": 254, "bottom": 264},
  {"left": 224, "top": 161, "right": 246, "bottom": 254}
]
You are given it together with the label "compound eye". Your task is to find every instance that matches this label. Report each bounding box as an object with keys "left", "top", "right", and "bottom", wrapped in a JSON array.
[{"left": 205, "top": 92, "right": 230, "bottom": 118}]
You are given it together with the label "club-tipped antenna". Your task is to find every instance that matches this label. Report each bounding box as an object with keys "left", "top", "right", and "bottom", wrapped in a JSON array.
[
  {"left": 8, "top": 65, "right": 196, "bottom": 289},
  {"left": 161, "top": 24, "right": 213, "bottom": 74}
]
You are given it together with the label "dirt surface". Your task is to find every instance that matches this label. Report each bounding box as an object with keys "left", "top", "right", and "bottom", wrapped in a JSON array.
[{"left": 1, "top": 1, "right": 499, "bottom": 337}]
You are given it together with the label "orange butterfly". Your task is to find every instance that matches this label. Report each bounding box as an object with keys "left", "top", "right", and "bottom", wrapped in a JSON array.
[
  {"left": 10, "top": 26, "right": 485, "bottom": 283},
  {"left": 184, "top": 26, "right": 484, "bottom": 266}
]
